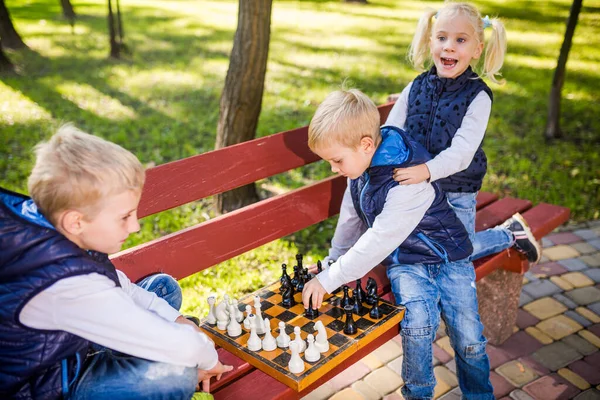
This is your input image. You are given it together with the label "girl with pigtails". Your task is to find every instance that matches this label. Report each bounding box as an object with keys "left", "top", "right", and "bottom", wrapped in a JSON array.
[{"left": 387, "top": 2, "right": 542, "bottom": 268}]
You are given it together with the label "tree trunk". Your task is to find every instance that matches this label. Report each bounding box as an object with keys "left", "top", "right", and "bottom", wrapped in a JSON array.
[
  {"left": 0, "top": 39, "right": 13, "bottom": 71},
  {"left": 60, "top": 0, "right": 76, "bottom": 22},
  {"left": 0, "top": 0, "right": 27, "bottom": 50},
  {"left": 107, "top": 0, "right": 120, "bottom": 58},
  {"left": 215, "top": 0, "right": 273, "bottom": 214},
  {"left": 545, "top": 0, "right": 582, "bottom": 140},
  {"left": 116, "top": 0, "right": 124, "bottom": 48}
]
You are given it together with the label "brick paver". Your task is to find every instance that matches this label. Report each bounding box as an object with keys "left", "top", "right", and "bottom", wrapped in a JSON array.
[
  {"left": 524, "top": 297, "right": 567, "bottom": 320},
  {"left": 555, "top": 293, "right": 580, "bottom": 309},
  {"left": 584, "top": 269, "right": 600, "bottom": 284},
  {"left": 363, "top": 366, "right": 403, "bottom": 396},
  {"left": 562, "top": 334, "right": 599, "bottom": 356},
  {"left": 559, "top": 368, "right": 592, "bottom": 390},
  {"left": 371, "top": 340, "right": 403, "bottom": 365},
  {"left": 563, "top": 272, "right": 595, "bottom": 288},
  {"left": 491, "top": 371, "right": 515, "bottom": 398},
  {"left": 548, "top": 233, "right": 584, "bottom": 245},
  {"left": 566, "top": 310, "right": 593, "bottom": 327},
  {"left": 545, "top": 245, "right": 581, "bottom": 261},
  {"left": 572, "top": 242, "right": 599, "bottom": 255},
  {"left": 580, "top": 254, "right": 600, "bottom": 268},
  {"left": 560, "top": 258, "right": 590, "bottom": 272},
  {"left": 351, "top": 380, "right": 381, "bottom": 400},
  {"left": 525, "top": 326, "right": 554, "bottom": 344},
  {"left": 496, "top": 360, "right": 540, "bottom": 387},
  {"left": 328, "top": 388, "right": 366, "bottom": 400},
  {"left": 576, "top": 307, "right": 600, "bottom": 323},
  {"left": 573, "top": 389, "right": 600, "bottom": 400},
  {"left": 523, "top": 374, "right": 581, "bottom": 400},
  {"left": 574, "top": 230, "right": 599, "bottom": 241},
  {"left": 532, "top": 341, "right": 583, "bottom": 371},
  {"left": 566, "top": 287, "right": 600, "bottom": 306},
  {"left": 537, "top": 315, "right": 583, "bottom": 340},
  {"left": 531, "top": 262, "right": 569, "bottom": 277}
]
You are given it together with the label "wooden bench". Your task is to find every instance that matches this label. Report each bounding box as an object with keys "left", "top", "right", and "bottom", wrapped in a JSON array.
[{"left": 111, "top": 102, "right": 570, "bottom": 399}]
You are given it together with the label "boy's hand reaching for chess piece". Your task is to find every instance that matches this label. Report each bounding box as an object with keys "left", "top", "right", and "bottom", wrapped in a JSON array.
[{"left": 302, "top": 277, "right": 328, "bottom": 309}]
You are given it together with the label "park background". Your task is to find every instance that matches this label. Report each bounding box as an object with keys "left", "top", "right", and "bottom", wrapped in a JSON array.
[{"left": 1, "top": 0, "right": 599, "bottom": 316}]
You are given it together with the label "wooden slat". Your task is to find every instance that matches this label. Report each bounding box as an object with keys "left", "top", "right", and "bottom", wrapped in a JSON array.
[
  {"left": 208, "top": 348, "right": 252, "bottom": 393},
  {"left": 138, "top": 103, "right": 395, "bottom": 218},
  {"left": 475, "top": 197, "right": 532, "bottom": 231},
  {"left": 112, "top": 176, "right": 347, "bottom": 281},
  {"left": 476, "top": 192, "right": 498, "bottom": 210}
]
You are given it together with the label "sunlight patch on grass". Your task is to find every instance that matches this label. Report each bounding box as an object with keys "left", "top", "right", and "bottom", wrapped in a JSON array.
[
  {"left": 55, "top": 82, "right": 137, "bottom": 120},
  {"left": 0, "top": 84, "right": 52, "bottom": 125}
]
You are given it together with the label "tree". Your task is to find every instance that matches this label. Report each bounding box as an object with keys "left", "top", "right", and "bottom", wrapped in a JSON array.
[
  {"left": 107, "top": 0, "right": 125, "bottom": 58},
  {"left": 215, "top": 0, "right": 273, "bottom": 213},
  {"left": 0, "top": 0, "right": 27, "bottom": 50},
  {"left": 60, "top": 0, "right": 76, "bottom": 24},
  {"left": 544, "top": 0, "right": 583, "bottom": 140},
  {"left": 0, "top": 39, "right": 13, "bottom": 72}
]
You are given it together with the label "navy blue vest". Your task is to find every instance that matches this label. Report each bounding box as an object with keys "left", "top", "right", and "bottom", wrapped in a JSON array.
[
  {"left": 405, "top": 66, "right": 493, "bottom": 193},
  {"left": 0, "top": 188, "right": 121, "bottom": 400},
  {"left": 349, "top": 126, "right": 472, "bottom": 266}
]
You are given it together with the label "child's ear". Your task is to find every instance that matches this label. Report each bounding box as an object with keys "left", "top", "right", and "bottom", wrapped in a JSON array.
[
  {"left": 360, "top": 137, "right": 376, "bottom": 154},
  {"left": 58, "top": 210, "right": 85, "bottom": 236},
  {"left": 474, "top": 41, "right": 484, "bottom": 59}
]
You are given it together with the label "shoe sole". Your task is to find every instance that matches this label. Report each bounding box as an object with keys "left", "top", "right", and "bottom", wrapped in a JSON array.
[{"left": 512, "top": 213, "right": 542, "bottom": 264}]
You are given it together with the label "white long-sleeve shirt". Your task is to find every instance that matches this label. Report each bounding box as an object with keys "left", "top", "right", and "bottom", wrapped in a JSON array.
[
  {"left": 385, "top": 82, "right": 492, "bottom": 183},
  {"left": 317, "top": 180, "right": 434, "bottom": 293},
  {"left": 19, "top": 270, "right": 218, "bottom": 370}
]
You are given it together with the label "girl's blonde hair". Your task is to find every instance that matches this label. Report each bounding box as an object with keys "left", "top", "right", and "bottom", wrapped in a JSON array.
[
  {"left": 408, "top": 2, "right": 507, "bottom": 84},
  {"left": 28, "top": 124, "right": 145, "bottom": 224}
]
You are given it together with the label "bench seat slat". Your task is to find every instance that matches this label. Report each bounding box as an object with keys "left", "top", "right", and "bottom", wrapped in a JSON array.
[{"left": 137, "top": 103, "right": 396, "bottom": 218}]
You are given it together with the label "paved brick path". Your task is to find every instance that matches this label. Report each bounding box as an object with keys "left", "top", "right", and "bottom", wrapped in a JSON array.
[{"left": 302, "top": 220, "right": 600, "bottom": 400}]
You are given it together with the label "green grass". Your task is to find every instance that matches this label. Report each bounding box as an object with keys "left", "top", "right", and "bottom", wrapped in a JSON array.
[{"left": 1, "top": 0, "right": 599, "bottom": 315}]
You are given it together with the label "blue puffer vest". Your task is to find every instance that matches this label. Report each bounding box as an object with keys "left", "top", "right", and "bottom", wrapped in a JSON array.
[
  {"left": 0, "top": 188, "right": 121, "bottom": 400},
  {"left": 349, "top": 126, "right": 472, "bottom": 265},
  {"left": 405, "top": 66, "right": 493, "bottom": 193}
]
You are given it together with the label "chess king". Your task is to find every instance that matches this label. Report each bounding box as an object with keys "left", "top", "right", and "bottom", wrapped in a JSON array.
[{"left": 301, "top": 88, "right": 495, "bottom": 400}]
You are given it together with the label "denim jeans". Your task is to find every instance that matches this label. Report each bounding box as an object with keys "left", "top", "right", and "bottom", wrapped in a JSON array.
[
  {"left": 446, "top": 192, "right": 514, "bottom": 261},
  {"left": 70, "top": 274, "right": 198, "bottom": 400},
  {"left": 388, "top": 261, "right": 494, "bottom": 400}
]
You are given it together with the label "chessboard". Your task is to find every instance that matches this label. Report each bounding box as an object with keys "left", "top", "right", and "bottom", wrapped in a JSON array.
[{"left": 199, "top": 281, "right": 406, "bottom": 392}]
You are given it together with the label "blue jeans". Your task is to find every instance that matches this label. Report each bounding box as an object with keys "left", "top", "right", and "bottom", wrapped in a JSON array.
[
  {"left": 388, "top": 261, "right": 494, "bottom": 400},
  {"left": 446, "top": 192, "right": 514, "bottom": 261},
  {"left": 70, "top": 274, "right": 198, "bottom": 400}
]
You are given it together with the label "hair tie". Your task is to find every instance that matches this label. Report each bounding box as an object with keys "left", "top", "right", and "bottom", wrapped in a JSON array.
[{"left": 482, "top": 15, "right": 492, "bottom": 29}]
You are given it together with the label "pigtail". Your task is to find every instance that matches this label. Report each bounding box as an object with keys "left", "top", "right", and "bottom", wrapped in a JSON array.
[
  {"left": 408, "top": 8, "right": 437, "bottom": 71},
  {"left": 483, "top": 17, "right": 507, "bottom": 85}
]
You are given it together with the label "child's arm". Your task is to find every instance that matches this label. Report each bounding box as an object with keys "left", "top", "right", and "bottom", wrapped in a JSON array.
[
  {"left": 395, "top": 92, "right": 492, "bottom": 185},
  {"left": 116, "top": 270, "right": 182, "bottom": 320},
  {"left": 303, "top": 182, "right": 434, "bottom": 308},
  {"left": 19, "top": 274, "right": 219, "bottom": 370}
]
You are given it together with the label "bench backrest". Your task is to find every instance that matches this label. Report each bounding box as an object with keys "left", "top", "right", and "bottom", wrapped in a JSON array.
[{"left": 111, "top": 103, "right": 396, "bottom": 281}]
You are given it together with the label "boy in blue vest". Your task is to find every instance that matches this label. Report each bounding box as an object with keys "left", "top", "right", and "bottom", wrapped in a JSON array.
[
  {"left": 0, "top": 125, "right": 231, "bottom": 400},
  {"left": 302, "top": 89, "right": 494, "bottom": 400}
]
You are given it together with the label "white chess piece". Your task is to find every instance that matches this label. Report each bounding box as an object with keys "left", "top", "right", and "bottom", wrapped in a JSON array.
[
  {"left": 215, "top": 296, "right": 229, "bottom": 331},
  {"left": 276, "top": 321, "right": 290, "bottom": 349},
  {"left": 314, "top": 320, "right": 329, "bottom": 353},
  {"left": 254, "top": 296, "right": 265, "bottom": 334},
  {"left": 206, "top": 295, "right": 217, "bottom": 325},
  {"left": 218, "top": 294, "right": 230, "bottom": 316},
  {"left": 246, "top": 315, "right": 262, "bottom": 351},
  {"left": 288, "top": 341, "right": 305, "bottom": 374},
  {"left": 261, "top": 317, "right": 277, "bottom": 351},
  {"left": 243, "top": 305, "right": 253, "bottom": 330},
  {"left": 293, "top": 326, "right": 306, "bottom": 353},
  {"left": 233, "top": 300, "right": 244, "bottom": 323},
  {"left": 227, "top": 303, "right": 242, "bottom": 337},
  {"left": 304, "top": 334, "right": 321, "bottom": 362}
]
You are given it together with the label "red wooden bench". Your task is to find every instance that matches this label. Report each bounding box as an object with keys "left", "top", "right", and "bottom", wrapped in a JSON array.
[{"left": 111, "top": 102, "right": 569, "bottom": 399}]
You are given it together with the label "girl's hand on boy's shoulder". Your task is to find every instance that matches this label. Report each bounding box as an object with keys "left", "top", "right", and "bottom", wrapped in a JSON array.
[
  {"left": 393, "top": 164, "right": 431, "bottom": 185},
  {"left": 302, "top": 278, "right": 327, "bottom": 309}
]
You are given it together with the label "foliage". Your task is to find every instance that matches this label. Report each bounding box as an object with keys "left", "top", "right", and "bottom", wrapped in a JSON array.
[{"left": 1, "top": 0, "right": 599, "bottom": 315}]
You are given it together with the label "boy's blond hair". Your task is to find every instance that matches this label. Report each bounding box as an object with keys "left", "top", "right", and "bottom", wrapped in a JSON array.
[
  {"left": 409, "top": 2, "right": 507, "bottom": 84},
  {"left": 28, "top": 124, "right": 145, "bottom": 224},
  {"left": 308, "top": 89, "right": 381, "bottom": 151}
]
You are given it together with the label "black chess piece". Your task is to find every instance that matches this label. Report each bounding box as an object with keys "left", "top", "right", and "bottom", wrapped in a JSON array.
[
  {"left": 343, "top": 305, "right": 357, "bottom": 335},
  {"left": 281, "top": 279, "right": 296, "bottom": 308},
  {"left": 280, "top": 263, "right": 292, "bottom": 292},
  {"left": 296, "top": 268, "right": 306, "bottom": 291},
  {"left": 369, "top": 294, "right": 382, "bottom": 319},
  {"left": 296, "top": 253, "right": 304, "bottom": 271},
  {"left": 317, "top": 260, "right": 323, "bottom": 273},
  {"left": 355, "top": 279, "right": 367, "bottom": 305},
  {"left": 341, "top": 285, "right": 353, "bottom": 308},
  {"left": 303, "top": 267, "right": 313, "bottom": 281},
  {"left": 365, "top": 277, "right": 378, "bottom": 305},
  {"left": 291, "top": 265, "right": 300, "bottom": 289},
  {"left": 304, "top": 297, "right": 319, "bottom": 319},
  {"left": 352, "top": 288, "right": 365, "bottom": 315}
]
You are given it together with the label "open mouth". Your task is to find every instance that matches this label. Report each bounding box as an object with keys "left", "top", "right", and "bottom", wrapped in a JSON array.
[{"left": 441, "top": 57, "right": 458, "bottom": 68}]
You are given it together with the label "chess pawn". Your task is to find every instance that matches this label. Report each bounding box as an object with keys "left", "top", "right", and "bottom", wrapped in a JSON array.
[
  {"left": 343, "top": 305, "right": 358, "bottom": 335},
  {"left": 288, "top": 341, "right": 305, "bottom": 374},
  {"left": 280, "top": 263, "right": 292, "bottom": 292},
  {"left": 304, "top": 334, "right": 321, "bottom": 362},
  {"left": 227, "top": 303, "right": 242, "bottom": 337},
  {"left": 352, "top": 288, "right": 365, "bottom": 316},
  {"left": 243, "top": 305, "right": 253, "bottom": 330},
  {"left": 313, "top": 321, "right": 329, "bottom": 353},
  {"left": 341, "top": 285, "right": 353, "bottom": 308},
  {"left": 369, "top": 294, "right": 383, "bottom": 319},
  {"left": 293, "top": 326, "right": 306, "bottom": 353},
  {"left": 253, "top": 296, "right": 265, "bottom": 334},
  {"left": 276, "top": 321, "right": 290, "bottom": 348},
  {"left": 261, "top": 317, "right": 277, "bottom": 351},
  {"left": 246, "top": 315, "right": 262, "bottom": 351},
  {"left": 206, "top": 295, "right": 217, "bottom": 325},
  {"left": 296, "top": 253, "right": 304, "bottom": 271},
  {"left": 304, "top": 297, "right": 319, "bottom": 319},
  {"left": 291, "top": 265, "right": 300, "bottom": 289}
]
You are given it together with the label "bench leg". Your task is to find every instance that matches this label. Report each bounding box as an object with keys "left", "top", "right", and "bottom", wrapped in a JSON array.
[{"left": 476, "top": 264, "right": 525, "bottom": 345}]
